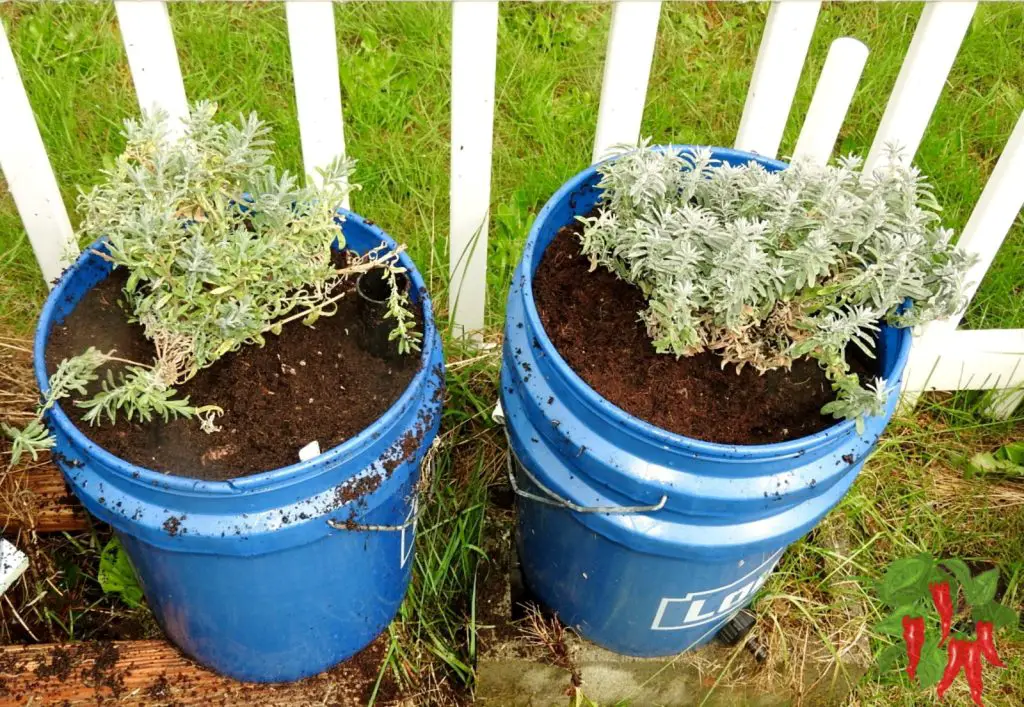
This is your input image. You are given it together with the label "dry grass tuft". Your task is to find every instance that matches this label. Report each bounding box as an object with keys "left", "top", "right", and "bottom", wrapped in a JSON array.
[
  {"left": 0, "top": 334, "right": 36, "bottom": 426},
  {"left": 733, "top": 406, "right": 1024, "bottom": 706},
  {"left": 519, "top": 602, "right": 582, "bottom": 690},
  {"left": 1, "top": 332, "right": 43, "bottom": 532}
]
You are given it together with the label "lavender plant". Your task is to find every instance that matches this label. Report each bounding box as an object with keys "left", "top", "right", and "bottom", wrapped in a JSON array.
[
  {"left": 5, "top": 103, "right": 420, "bottom": 466},
  {"left": 579, "top": 142, "right": 974, "bottom": 429}
]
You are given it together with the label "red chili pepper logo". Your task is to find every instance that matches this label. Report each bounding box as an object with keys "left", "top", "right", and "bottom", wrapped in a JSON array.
[
  {"left": 902, "top": 615, "right": 925, "bottom": 681},
  {"left": 930, "top": 581, "right": 954, "bottom": 646},
  {"left": 975, "top": 621, "right": 1005, "bottom": 668},
  {"left": 881, "top": 559, "right": 1012, "bottom": 706},
  {"left": 925, "top": 584, "right": 1006, "bottom": 705},
  {"left": 936, "top": 637, "right": 973, "bottom": 702}
]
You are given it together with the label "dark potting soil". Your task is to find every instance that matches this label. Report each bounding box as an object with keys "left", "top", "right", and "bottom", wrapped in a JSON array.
[
  {"left": 533, "top": 225, "right": 877, "bottom": 445},
  {"left": 46, "top": 257, "right": 423, "bottom": 480}
]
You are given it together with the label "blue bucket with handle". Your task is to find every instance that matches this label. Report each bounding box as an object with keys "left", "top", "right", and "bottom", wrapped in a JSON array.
[
  {"left": 500, "top": 146, "right": 911, "bottom": 656},
  {"left": 35, "top": 212, "right": 445, "bottom": 682}
]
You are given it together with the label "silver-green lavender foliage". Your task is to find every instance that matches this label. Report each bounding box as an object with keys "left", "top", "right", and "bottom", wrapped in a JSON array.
[
  {"left": 3, "top": 348, "right": 107, "bottom": 466},
  {"left": 579, "top": 143, "right": 974, "bottom": 426},
  {"left": 83, "top": 101, "right": 421, "bottom": 384},
  {"left": 6, "top": 104, "right": 420, "bottom": 464},
  {"left": 79, "top": 101, "right": 418, "bottom": 379}
]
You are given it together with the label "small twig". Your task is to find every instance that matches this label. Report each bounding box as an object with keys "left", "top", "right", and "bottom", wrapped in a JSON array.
[
  {"left": 333, "top": 243, "right": 406, "bottom": 278},
  {"left": 88, "top": 248, "right": 115, "bottom": 263},
  {"left": 263, "top": 246, "right": 407, "bottom": 335},
  {"left": 101, "top": 352, "right": 153, "bottom": 369},
  {"left": 44, "top": 576, "right": 65, "bottom": 598},
  {"left": 445, "top": 351, "right": 500, "bottom": 371},
  {"left": 22, "top": 590, "right": 48, "bottom": 611},
  {"left": 262, "top": 288, "right": 351, "bottom": 333},
  {"left": 3, "top": 594, "right": 39, "bottom": 642},
  {"left": 0, "top": 341, "right": 32, "bottom": 354}
]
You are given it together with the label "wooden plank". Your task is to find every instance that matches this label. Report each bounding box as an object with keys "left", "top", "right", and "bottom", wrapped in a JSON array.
[
  {"left": 0, "top": 636, "right": 385, "bottom": 706},
  {"left": 591, "top": 1, "right": 662, "bottom": 163},
  {"left": 863, "top": 2, "right": 977, "bottom": 172},
  {"left": 734, "top": 1, "right": 821, "bottom": 159},
  {"left": 285, "top": 1, "right": 350, "bottom": 206},
  {"left": 114, "top": 0, "right": 189, "bottom": 133},
  {"left": 0, "top": 461, "right": 88, "bottom": 534},
  {"left": 0, "top": 19, "right": 78, "bottom": 286},
  {"left": 792, "top": 37, "right": 868, "bottom": 165}
]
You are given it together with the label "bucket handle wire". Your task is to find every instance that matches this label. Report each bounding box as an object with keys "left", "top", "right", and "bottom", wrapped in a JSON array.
[
  {"left": 504, "top": 428, "right": 667, "bottom": 515},
  {"left": 326, "top": 439, "right": 437, "bottom": 532}
]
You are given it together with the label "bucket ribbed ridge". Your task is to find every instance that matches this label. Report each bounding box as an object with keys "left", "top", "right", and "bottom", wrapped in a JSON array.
[
  {"left": 35, "top": 211, "right": 445, "bottom": 681},
  {"left": 501, "top": 146, "right": 910, "bottom": 655}
]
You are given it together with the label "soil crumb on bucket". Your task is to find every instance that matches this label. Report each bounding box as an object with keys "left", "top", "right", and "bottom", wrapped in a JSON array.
[
  {"left": 46, "top": 256, "right": 423, "bottom": 480},
  {"left": 532, "top": 225, "right": 877, "bottom": 445}
]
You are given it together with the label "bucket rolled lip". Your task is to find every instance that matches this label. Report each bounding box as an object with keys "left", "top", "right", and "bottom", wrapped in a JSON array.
[
  {"left": 517, "top": 144, "right": 913, "bottom": 461},
  {"left": 34, "top": 208, "right": 440, "bottom": 496}
]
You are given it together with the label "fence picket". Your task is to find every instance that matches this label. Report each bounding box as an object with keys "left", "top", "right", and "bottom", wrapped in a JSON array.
[
  {"left": 0, "top": 20, "right": 77, "bottom": 285},
  {"left": 591, "top": 1, "right": 662, "bottom": 163},
  {"left": 985, "top": 390, "right": 1024, "bottom": 420},
  {"left": 905, "top": 108, "right": 1024, "bottom": 418},
  {"left": 930, "top": 110, "right": 1024, "bottom": 337},
  {"left": 449, "top": 0, "right": 499, "bottom": 335},
  {"left": 285, "top": 1, "right": 349, "bottom": 206},
  {"left": 792, "top": 38, "right": 868, "bottom": 165},
  {"left": 903, "top": 329, "right": 1024, "bottom": 393},
  {"left": 114, "top": 0, "right": 189, "bottom": 132},
  {"left": 3, "top": 3, "right": 1022, "bottom": 406},
  {"left": 734, "top": 1, "right": 821, "bottom": 159},
  {"left": 863, "top": 2, "right": 977, "bottom": 173}
]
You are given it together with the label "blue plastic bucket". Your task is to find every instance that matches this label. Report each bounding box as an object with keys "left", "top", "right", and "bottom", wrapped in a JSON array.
[
  {"left": 500, "top": 146, "right": 912, "bottom": 656},
  {"left": 35, "top": 211, "right": 445, "bottom": 682}
]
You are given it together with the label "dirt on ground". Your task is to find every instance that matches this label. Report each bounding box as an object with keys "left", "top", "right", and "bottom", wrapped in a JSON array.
[
  {"left": 0, "top": 634, "right": 395, "bottom": 706},
  {"left": 0, "top": 527, "right": 160, "bottom": 646},
  {"left": 533, "top": 224, "right": 876, "bottom": 445}
]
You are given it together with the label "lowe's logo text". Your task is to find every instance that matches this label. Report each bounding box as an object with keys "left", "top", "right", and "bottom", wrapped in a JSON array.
[{"left": 650, "top": 549, "right": 784, "bottom": 630}]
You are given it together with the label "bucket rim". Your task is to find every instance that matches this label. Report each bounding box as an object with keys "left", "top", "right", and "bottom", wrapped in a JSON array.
[
  {"left": 34, "top": 208, "right": 440, "bottom": 496},
  {"left": 517, "top": 144, "right": 913, "bottom": 461},
  {"left": 503, "top": 381, "right": 870, "bottom": 559}
]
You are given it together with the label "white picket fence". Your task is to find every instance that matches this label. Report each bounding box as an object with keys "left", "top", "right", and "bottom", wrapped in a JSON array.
[{"left": 1, "top": 1, "right": 1022, "bottom": 415}]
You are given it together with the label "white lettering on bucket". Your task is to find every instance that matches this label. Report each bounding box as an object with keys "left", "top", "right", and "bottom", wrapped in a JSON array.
[
  {"left": 400, "top": 499, "right": 417, "bottom": 569},
  {"left": 683, "top": 600, "right": 715, "bottom": 624},
  {"left": 650, "top": 549, "right": 784, "bottom": 631},
  {"left": 720, "top": 583, "right": 756, "bottom": 614}
]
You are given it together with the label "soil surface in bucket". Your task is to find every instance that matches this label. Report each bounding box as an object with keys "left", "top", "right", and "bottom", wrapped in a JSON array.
[
  {"left": 533, "top": 224, "right": 877, "bottom": 445},
  {"left": 46, "top": 253, "right": 423, "bottom": 480}
]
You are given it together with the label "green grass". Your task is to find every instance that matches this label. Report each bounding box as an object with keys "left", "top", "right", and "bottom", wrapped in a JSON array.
[
  {"left": 1, "top": 3, "right": 1023, "bottom": 705},
  {"left": 755, "top": 401, "right": 1024, "bottom": 706},
  {"left": 372, "top": 338, "right": 502, "bottom": 703},
  {"left": 2, "top": 2, "right": 1023, "bottom": 333}
]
